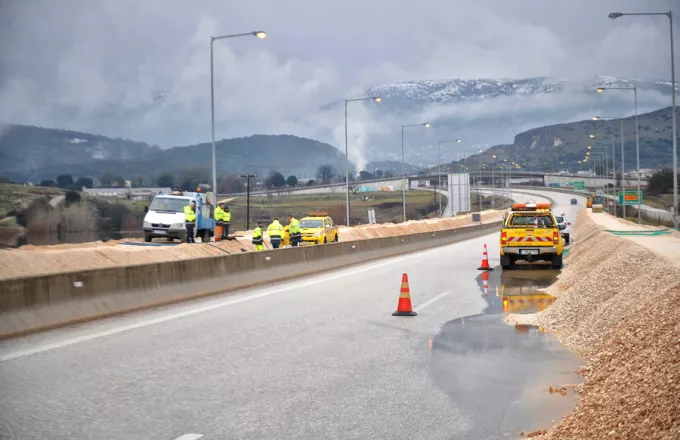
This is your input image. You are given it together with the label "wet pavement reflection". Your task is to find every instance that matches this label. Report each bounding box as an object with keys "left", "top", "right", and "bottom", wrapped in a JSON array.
[{"left": 430, "top": 267, "right": 581, "bottom": 439}]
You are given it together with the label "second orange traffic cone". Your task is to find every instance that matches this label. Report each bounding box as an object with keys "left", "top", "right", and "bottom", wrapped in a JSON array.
[
  {"left": 392, "top": 273, "right": 417, "bottom": 316},
  {"left": 478, "top": 244, "right": 493, "bottom": 271}
]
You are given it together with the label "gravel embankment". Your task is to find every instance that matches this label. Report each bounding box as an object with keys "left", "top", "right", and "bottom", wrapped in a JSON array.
[{"left": 517, "top": 210, "right": 680, "bottom": 439}]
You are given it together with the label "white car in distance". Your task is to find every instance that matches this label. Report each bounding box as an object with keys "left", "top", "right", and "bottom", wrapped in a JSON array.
[{"left": 554, "top": 214, "right": 571, "bottom": 244}]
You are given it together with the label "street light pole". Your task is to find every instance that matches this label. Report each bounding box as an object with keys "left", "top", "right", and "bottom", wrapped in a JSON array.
[
  {"left": 240, "top": 174, "right": 256, "bottom": 230},
  {"left": 344, "top": 96, "right": 381, "bottom": 226},
  {"left": 401, "top": 123, "right": 430, "bottom": 222},
  {"left": 608, "top": 10, "right": 677, "bottom": 227},
  {"left": 210, "top": 31, "right": 266, "bottom": 206},
  {"left": 437, "top": 139, "right": 462, "bottom": 216},
  {"left": 596, "top": 86, "right": 641, "bottom": 223},
  {"left": 594, "top": 115, "right": 625, "bottom": 216}
]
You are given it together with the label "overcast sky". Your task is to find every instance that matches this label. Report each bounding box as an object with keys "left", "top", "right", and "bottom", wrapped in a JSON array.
[{"left": 0, "top": 0, "right": 677, "bottom": 150}]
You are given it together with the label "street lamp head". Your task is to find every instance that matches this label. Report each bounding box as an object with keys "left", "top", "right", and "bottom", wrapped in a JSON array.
[
  {"left": 424, "top": 123, "right": 431, "bottom": 128},
  {"left": 589, "top": 134, "right": 595, "bottom": 139},
  {"left": 593, "top": 116, "right": 600, "bottom": 120},
  {"left": 596, "top": 88, "right": 605, "bottom": 93},
  {"left": 588, "top": 145, "right": 592, "bottom": 149},
  {"left": 373, "top": 97, "right": 382, "bottom": 102},
  {"left": 587, "top": 152, "right": 591, "bottom": 155},
  {"left": 608, "top": 12, "right": 623, "bottom": 19},
  {"left": 253, "top": 31, "right": 267, "bottom": 39},
  {"left": 492, "top": 155, "right": 496, "bottom": 158},
  {"left": 478, "top": 149, "right": 483, "bottom": 153},
  {"left": 456, "top": 139, "right": 462, "bottom": 143}
]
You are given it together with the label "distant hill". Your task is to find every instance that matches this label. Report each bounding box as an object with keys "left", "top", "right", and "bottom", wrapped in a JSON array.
[
  {"left": 0, "top": 125, "right": 347, "bottom": 182},
  {"left": 365, "top": 160, "right": 422, "bottom": 174},
  {"left": 454, "top": 106, "right": 676, "bottom": 172},
  {"left": 0, "top": 125, "right": 160, "bottom": 177}
]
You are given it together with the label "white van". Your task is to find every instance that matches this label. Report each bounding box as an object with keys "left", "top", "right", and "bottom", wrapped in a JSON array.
[{"left": 142, "top": 191, "right": 215, "bottom": 242}]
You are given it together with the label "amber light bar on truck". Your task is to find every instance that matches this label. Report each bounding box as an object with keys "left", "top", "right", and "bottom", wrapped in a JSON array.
[{"left": 511, "top": 203, "right": 552, "bottom": 212}]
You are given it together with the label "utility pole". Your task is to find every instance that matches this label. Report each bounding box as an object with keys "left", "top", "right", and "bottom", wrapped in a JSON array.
[{"left": 240, "top": 174, "right": 256, "bottom": 230}]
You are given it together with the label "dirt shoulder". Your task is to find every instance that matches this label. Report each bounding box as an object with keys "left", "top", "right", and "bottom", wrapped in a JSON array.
[
  {"left": 0, "top": 209, "right": 504, "bottom": 279},
  {"left": 511, "top": 209, "right": 680, "bottom": 439}
]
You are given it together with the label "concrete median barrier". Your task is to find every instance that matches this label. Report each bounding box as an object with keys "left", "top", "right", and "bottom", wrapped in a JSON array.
[{"left": 0, "top": 221, "right": 502, "bottom": 339}]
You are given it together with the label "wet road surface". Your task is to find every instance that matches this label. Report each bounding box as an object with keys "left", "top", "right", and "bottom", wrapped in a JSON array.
[
  {"left": 430, "top": 268, "right": 582, "bottom": 439},
  {"left": 0, "top": 190, "right": 586, "bottom": 440}
]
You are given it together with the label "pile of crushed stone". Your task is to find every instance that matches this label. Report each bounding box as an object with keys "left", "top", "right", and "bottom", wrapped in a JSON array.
[
  {"left": 515, "top": 210, "right": 680, "bottom": 439},
  {"left": 0, "top": 209, "right": 504, "bottom": 279}
]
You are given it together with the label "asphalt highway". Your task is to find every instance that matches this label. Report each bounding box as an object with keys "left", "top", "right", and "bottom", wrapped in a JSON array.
[{"left": 0, "top": 190, "right": 584, "bottom": 440}]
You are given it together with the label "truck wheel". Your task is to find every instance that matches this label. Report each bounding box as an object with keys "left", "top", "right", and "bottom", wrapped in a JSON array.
[
  {"left": 323, "top": 237, "right": 328, "bottom": 244},
  {"left": 334, "top": 234, "right": 339, "bottom": 242},
  {"left": 144, "top": 235, "right": 152, "bottom": 243},
  {"left": 501, "top": 254, "right": 512, "bottom": 270},
  {"left": 565, "top": 234, "right": 570, "bottom": 244},
  {"left": 551, "top": 255, "right": 563, "bottom": 270}
]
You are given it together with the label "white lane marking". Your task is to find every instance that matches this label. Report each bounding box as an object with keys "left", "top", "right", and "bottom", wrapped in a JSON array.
[
  {"left": 174, "top": 435, "right": 203, "bottom": 440},
  {"left": 413, "top": 291, "right": 451, "bottom": 312},
  {"left": 0, "top": 233, "right": 495, "bottom": 362}
]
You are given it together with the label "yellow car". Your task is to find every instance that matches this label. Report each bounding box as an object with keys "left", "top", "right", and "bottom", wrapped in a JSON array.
[{"left": 299, "top": 212, "right": 339, "bottom": 245}]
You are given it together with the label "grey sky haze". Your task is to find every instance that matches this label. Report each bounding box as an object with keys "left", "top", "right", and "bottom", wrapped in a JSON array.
[{"left": 0, "top": 0, "right": 677, "bottom": 153}]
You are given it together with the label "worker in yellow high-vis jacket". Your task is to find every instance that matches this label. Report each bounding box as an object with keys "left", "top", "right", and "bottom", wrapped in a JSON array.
[
  {"left": 267, "top": 218, "right": 284, "bottom": 249},
  {"left": 252, "top": 221, "right": 264, "bottom": 251},
  {"left": 183, "top": 201, "right": 196, "bottom": 243}
]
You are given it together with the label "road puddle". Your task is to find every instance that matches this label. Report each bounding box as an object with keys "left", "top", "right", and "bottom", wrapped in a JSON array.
[{"left": 429, "top": 266, "right": 581, "bottom": 440}]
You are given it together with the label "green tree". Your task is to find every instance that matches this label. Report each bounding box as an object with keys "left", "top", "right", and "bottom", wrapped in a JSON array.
[
  {"left": 306, "top": 179, "right": 316, "bottom": 186},
  {"left": 286, "top": 175, "right": 298, "bottom": 187},
  {"left": 358, "top": 171, "right": 373, "bottom": 181},
  {"left": 157, "top": 172, "right": 174, "bottom": 188},
  {"left": 39, "top": 179, "right": 57, "bottom": 187},
  {"left": 179, "top": 167, "right": 210, "bottom": 191},
  {"left": 64, "top": 190, "right": 81, "bottom": 204},
  {"left": 264, "top": 171, "right": 286, "bottom": 188},
  {"left": 100, "top": 172, "right": 126, "bottom": 188},
  {"left": 374, "top": 169, "right": 383, "bottom": 179},
  {"left": 56, "top": 174, "right": 74, "bottom": 188},
  {"left": 74, "top": 177, "right": 94, "bottom": 188},
  {"left": 218, "top": 175, "right": 245, "bottom": 193},
  {"left": 647, "top": 168, "right": 676, "bottom": 196}
]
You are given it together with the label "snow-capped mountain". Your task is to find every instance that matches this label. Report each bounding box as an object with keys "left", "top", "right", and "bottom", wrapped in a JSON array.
[
  {"left": 363, "top": 75, "right": 674, "bottom": 108},
  {"left": 341, "top": 75, "right": 675, "bottom": 169}
]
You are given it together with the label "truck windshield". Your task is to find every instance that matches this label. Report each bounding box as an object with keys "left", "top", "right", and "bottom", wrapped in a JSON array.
[
  {"left": 149, "top": 197, "right": 188, "bottom": 213},
  {"left": 300, "top": 219, "right": 324, "bottom": 228},
  {"left": 508, "top": 215, "right": 555, "bottom": 228}
]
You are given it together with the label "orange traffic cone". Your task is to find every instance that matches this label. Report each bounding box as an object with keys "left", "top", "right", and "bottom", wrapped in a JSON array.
[
  {"left": 482, "top": 271, "right": 489, "bottom": 296},
  {"left": 478, "top": 244, "right": 493, "bottom": 271},
  {"left": 392, "top": 273, "right": 417, "bottom": 316}
]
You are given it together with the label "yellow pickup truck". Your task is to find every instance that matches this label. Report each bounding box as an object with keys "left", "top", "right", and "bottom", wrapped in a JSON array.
[
  {"left": 299, "top": 212, "right": 339, "bottom": 245},
  {"left": 500, "top": 203, "right": 564, "bottom": 270}
]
